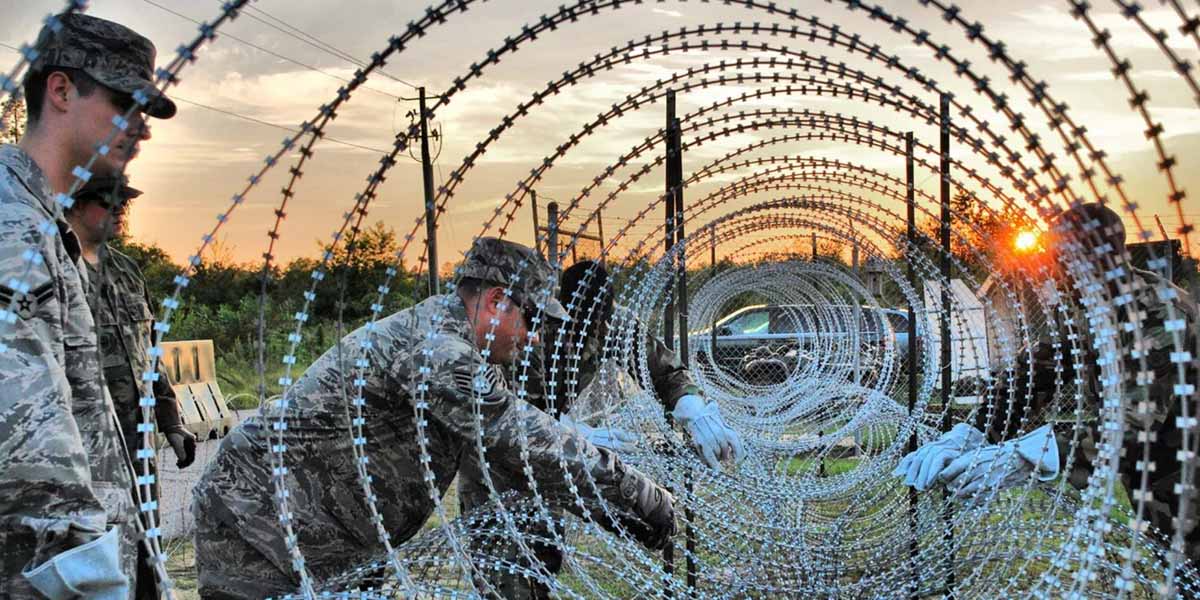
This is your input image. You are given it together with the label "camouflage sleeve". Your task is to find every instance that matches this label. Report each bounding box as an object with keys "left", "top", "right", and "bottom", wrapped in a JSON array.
[
  {"left": 977, "top": 340, "right": 1093, "bottom": 486},
  {"left": 412, "top": 337, "right": 640, "bottom": 521},
  {"left": 152, "top": 358, "right": 183, "bottom": 433},
  {"left": 520, "top": 337, "right": 550, "bottom": 414},
  {"left": 1115, "top": 275, "right": 1200, "bottom": 471},
  {"left": 640, "top": 329, "right": 701, "bottom": 412},
  {"left": 0, "top": 210, "right": 110, "bottom": 576}
]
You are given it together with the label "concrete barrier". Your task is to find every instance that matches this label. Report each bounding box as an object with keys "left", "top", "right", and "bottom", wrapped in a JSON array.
[{"left": 160, "top": 340, "right": 235, "bottom": 440}]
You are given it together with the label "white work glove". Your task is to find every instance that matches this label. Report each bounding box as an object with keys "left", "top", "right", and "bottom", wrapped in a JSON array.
[
  {"left": 22, "top": 527, "right": 129, "bottom": 600},
  {"left": 672, "top": 394, "right": 744, "bottom": 471},
  {"left": 560, "top": 414, "right": 638, "bottom": 453},
  {"left": 893, "top": 423, "right": 985, "bottom": 491},
  {"left": 938, "top": 424, "right": 1060, "bottom": 501}
]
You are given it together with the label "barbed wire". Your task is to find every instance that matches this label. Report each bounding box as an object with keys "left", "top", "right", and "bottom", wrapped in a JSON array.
[{"left": 5, "top": 0, "right": 1200, "bottom": 598}]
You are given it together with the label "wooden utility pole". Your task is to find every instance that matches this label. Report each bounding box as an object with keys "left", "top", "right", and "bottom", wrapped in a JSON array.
[{"left": 419, "top": 87, "right": 439, "bottom": 296}]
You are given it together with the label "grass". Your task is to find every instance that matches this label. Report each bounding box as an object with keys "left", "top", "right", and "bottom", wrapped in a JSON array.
[{"left": 164, "top": 538, "right": 200, "bottom": 600}]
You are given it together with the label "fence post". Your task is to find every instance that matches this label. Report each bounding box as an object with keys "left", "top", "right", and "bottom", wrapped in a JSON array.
[
  {"left": 661, "top": 90, "right": 677, "bottom": 595},
  {"left": 905, "top": 130, "right": 920, "bottom": 600},
  {"left": 531, "top": 189, "right": 542, "bottom": 258},
  {"left": 547, "top": 201, "right": 559, "bottom": 270},
  {"left": 670, "top": 110, "right": 699, "bottom": 593},
  {"left": 939, "top": 92, "right": 956, "bottom": 594}
]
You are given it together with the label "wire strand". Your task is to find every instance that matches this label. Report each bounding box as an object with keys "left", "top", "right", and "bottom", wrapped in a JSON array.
[
  {"left": 140, "top": 0, "right": 405, "bottom": 101},
  {"left": 172, "top": 94, "right": 390, "bottom": 154},
  {"left": 240, "top": 4, "right": 421, "bottom": 90}
]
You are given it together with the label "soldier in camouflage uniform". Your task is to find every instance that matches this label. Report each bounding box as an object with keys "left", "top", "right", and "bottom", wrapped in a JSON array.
[
  {"left": 0, "top": 13, "right": 175, "bottom": 600},
  {"left": 459, "top": 260, "right": 744, "bottom": 599},
  {"left": 192, "top": 238, "right": 676, "bottom": 599},
  {"left": 66, "top": 175, "right": 196, "bottom": 600},
  {"left": 899, "top": 203, "right": 1200, "bottom": 562}
]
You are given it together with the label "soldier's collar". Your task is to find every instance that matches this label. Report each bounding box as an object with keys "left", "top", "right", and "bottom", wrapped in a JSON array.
[
  {"left": 0, "top": 145, "right": 57, "bottom": 218},
  {"left": 440, "top": 292, "right": 475, "bottom": 343}
]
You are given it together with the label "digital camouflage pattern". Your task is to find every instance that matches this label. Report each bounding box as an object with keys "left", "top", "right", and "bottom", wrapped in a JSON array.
[
  {"left": 1107, "top": 268, "right": 1200, "bottom": 561},
  {"left": 978, "top": 265, "right": 1200, "bottom": 561},
  {"left": 521, "top": 307, "right": 699, "bottom": 419},
  {"left": 28, "top": 13, "right": 176, "bottom": 119},
  {"left": 84, "top": 247, "right": 184, "bottom": 454},
  {"left": 459, "top": 307, "right": 699, "bottom": 598},
  {"left": 84, "top": 247, "right": 184, "bottom": 600},
  {"left": 193, "top": 294, "right": 656, "bottom": 599},
  {"left": 0, "top": 144, "right": 136, "bottom": 598}
]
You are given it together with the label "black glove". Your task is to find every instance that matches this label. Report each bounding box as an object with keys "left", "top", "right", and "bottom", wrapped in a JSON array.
[
  {"left": 616, "top": 469, "right": 676, "bottom": 551},
  {"left": 166, "top": 429, "right": 197, "bottom": 468}
]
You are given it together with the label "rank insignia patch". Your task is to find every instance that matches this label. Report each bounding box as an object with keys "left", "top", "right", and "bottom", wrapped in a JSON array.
[{"left": 0, "top": 281, "right": 54, "bottom": 320}]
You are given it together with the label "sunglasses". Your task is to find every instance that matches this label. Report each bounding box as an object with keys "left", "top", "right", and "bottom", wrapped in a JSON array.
[
  {"left": 510, "top": 294, "right": 539, "bottom": 332},
  {"left": 82, "top": 189, "right": 130, "bottom": 211}
]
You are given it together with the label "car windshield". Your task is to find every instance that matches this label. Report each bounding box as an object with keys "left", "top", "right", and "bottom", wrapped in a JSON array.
[
  {"left": 725, "top": 309, "right": 769, "bottom": 334},
  {"left": 716, "top": 305, "right": 906, "bottom": 337}
]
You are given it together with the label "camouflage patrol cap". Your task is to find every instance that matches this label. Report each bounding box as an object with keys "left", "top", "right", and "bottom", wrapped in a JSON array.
[
  {"left": 74, "top": 174, "right": 142, "bottom": 204},
  {"left": 460, "top": 237, "right": 569, "bottom": 321},
  {"left": 29, "top": 13, "right": 177, "bottom": 119}
]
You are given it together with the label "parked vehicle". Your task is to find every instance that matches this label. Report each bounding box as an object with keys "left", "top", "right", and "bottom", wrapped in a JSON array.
[{"left": 693, "top": 304, "right": 910, "bottom": 380}]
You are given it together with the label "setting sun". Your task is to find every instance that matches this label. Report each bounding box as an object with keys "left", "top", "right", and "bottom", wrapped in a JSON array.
[{"left": 1014, "top": 230, "right": 1039, "bottom": 253}]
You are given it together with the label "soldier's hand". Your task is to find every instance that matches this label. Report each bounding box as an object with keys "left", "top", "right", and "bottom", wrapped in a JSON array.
[
  {"left": 617, "top": 469, "right": 676, "bottom": 551},
  {"left": 166, "top": 430, "right": 197, "bottom": 468}
]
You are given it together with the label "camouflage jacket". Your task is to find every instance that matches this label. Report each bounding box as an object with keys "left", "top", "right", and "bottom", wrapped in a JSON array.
[
  {"left": 980, "top": 267, "right": 1199, "bottom": 488},
  {"left": 84, "top": 246, "right": 183, "bottom": 451},
  {"left": 194, "top": 294, "right": 645, "bottom": 583},
  {"left": 523, "top": 307, "right": 700, "bottom": 418},
  {"left": 0, "top": 145, "right": 135, "bottom": 596}
]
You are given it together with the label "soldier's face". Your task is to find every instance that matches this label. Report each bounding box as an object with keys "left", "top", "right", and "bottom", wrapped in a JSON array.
[
  {"left": 474, "top": 287, "right": 539, "bottom": 365},
  {"left": 73, "top": 196, "right": 124, "bottom": 242},
  {"left": 71, "top": 81, "right": 151, "bottom": 175}
]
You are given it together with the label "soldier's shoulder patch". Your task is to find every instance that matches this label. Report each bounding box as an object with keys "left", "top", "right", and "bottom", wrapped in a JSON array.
[
  {"left": 0, "top": 280, "right": 54, "bottom": 320},
  {"left": 453, "top": 364, "right": 507, "bottom": 400}
]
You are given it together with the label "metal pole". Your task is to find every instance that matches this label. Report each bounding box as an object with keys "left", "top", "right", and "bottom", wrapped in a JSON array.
[
  {"left": 905, "top": 131, "right": 919, "bottom": 600},
  {"left": 531, "top": 189, "right": 542, "bottom": 258},
  {"left": 939, "top": 92, "right": 955, "bottom": 594},
  {"left": 419, "top": 87, "right": 439, "bottom": 297},
  {"left": 811, "top": 232, "right": 818, "bottom": 259},
  {"left": 664, "top": 91, "right": 677, "bottom": 352},
  {"left": 711, "top": 229, "right": 718, "bottom": 360},
  {"left": 852, "top": 241, "right": 860, "bottom": 271},
  {"left": 661, "top": 90, "right": 677, "bottom": 593},
  {"left": 547, "top": 201, "right": 559, "bottom": 270},
  {"left": 672, "top": 114, "right": 698, "bottom": 592}
]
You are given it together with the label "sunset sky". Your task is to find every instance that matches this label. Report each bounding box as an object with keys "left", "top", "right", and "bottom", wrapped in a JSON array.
[{"left": 3, "top": 1, "right": 1197, "bottom": 268}]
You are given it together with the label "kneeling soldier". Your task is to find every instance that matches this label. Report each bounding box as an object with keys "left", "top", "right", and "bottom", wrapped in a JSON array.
[{"left": 192, "top": 238, "right": 675, "bottom": 599}]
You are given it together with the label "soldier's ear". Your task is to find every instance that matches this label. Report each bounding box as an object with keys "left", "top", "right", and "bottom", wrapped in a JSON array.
[
  {"left": 44, "top": 71, "right": 74, "bottom": 115},
  {"left": 483, "top": 286, "right": 508, "bottom": 313}
]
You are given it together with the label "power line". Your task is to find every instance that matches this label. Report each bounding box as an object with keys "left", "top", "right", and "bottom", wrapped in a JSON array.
[
  {"left": 241, "top": 4, "right": 421, "bottom": 90},
  {"left": 139, "top": 0, "right": 405, "bottom": 101},
  {"left": 172, "top": 94, "right": 391, "bottom": 154},
  {"left": 243, "top": 5, "right": 359, "bottom": 65}
]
